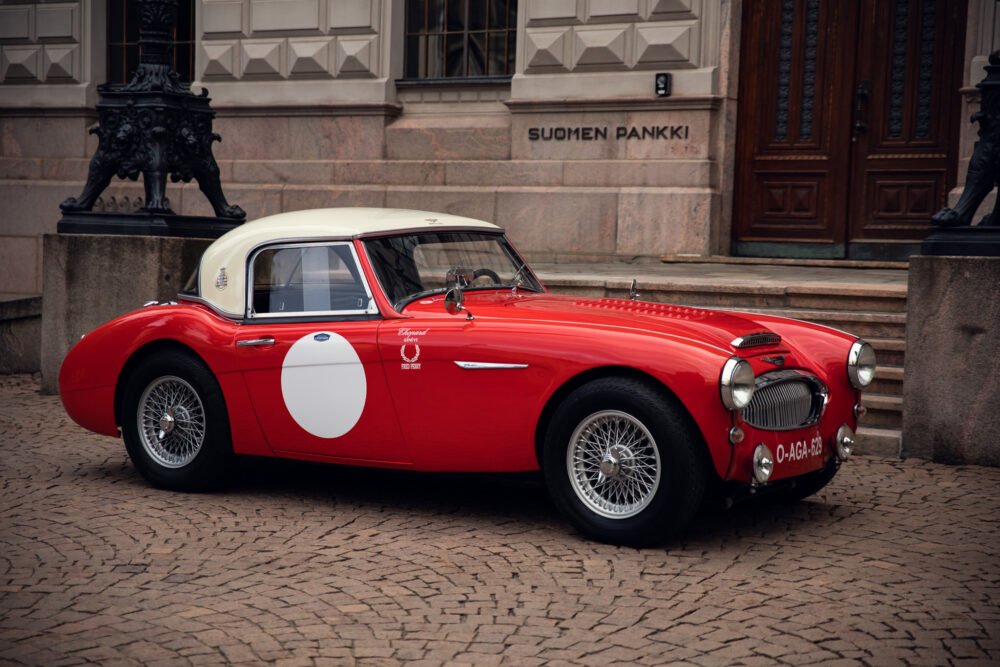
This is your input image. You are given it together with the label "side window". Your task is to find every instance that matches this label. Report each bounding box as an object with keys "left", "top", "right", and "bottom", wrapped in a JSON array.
[{"left": 250, "top": 243, "right": 373, "bottom": 317}]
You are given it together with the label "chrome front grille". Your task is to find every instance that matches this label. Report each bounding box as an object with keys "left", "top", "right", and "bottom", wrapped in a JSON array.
[{"left": 742, "top": 370, "right": 826, "bottom": 431}]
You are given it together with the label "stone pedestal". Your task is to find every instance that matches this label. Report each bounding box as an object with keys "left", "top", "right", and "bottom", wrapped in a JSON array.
[
  {"left": 40, "top": 234, "right": 211, "bottom": 394},
  {"left": 902, "top": 256, "right": 1000, "bottom": 466}
]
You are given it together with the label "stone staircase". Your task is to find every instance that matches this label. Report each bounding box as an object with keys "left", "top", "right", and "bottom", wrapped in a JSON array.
[{"left": 534, "top": 262, "right": 907, "bottom": 457}]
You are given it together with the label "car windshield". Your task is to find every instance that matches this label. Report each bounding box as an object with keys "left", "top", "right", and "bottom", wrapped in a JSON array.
[{"left": 365, "top": 231, "right": 542, "bottom": 311}]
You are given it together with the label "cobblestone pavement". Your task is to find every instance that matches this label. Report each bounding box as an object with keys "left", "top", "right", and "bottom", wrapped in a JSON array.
[{"left": 1, "top": 374, "right": 998, "bottom": 666}]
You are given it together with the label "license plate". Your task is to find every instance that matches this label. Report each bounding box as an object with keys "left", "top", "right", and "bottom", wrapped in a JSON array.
[{"left": 774, "top": 432, "right": 824, "bottom": 467}]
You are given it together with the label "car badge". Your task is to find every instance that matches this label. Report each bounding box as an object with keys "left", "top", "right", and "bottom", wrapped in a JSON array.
[
  {"left": 215, "top": 267, "right": 228, "bottom": 290},
  {"left": 761, "top": 355, "right": 786, "bottom": 367}
]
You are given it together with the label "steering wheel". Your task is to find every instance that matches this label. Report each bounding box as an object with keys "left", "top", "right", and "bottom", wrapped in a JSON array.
[{"left": 472, "top": 268, "right": 502, "bottom": 285}]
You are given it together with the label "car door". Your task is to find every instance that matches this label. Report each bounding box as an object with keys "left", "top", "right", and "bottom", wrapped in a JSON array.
[
  {"left": 234, "top": 241, "right": 408, "bottom": 464},
  {"left": 378, "top": 311, "right": 556, "bottom": 472}
]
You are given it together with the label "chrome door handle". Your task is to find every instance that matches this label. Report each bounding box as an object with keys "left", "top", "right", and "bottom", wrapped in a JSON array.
[{"left": 237, "top": 337, "right": 275, "bottom": 347}]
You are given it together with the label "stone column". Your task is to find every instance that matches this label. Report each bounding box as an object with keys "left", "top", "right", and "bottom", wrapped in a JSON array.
[{"left": 901, "top": 256, "right": 1000, "bottom": 467}]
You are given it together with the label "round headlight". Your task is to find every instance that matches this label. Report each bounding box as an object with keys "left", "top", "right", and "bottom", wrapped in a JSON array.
[
  {"left": 721, "top": 357, "right": 755, "bottom": 410},
  {"left": 847, "top": 340, "right": 877, "bottom": 389}
]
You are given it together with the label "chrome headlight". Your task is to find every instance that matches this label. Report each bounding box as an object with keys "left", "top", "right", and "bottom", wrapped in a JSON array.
[
  {"left": 720, "top": 357, "right": 755, "bottom": 410},
  {"left": 752, "top": 443, "right": 774, "bottom": 484},
  {"left": 847, "top": 340, "right": 876, "bottom": 389}
]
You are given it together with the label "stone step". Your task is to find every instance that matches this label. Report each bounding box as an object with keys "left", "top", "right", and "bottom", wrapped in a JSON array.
[
  {"left": 855, "top": 426, "right": 901, "bottom": 458},
  {"left": 868, "top": 337, "right": 906, "bottom": 367},
  {"left": 870, "top": 365, "right": 904, "bottom": 397},
  {"left": 859, "top": 394, "right": 903, "bottom": 430}
]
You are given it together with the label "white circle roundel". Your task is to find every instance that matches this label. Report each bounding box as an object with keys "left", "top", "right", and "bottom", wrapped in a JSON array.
[{"left": 280, "top": 332, "right": 367, "bottom": 438}]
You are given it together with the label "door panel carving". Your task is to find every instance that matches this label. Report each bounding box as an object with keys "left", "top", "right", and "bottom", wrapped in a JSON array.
[{"left": 734, "top": 0, "right": 966, "bottom": 259}]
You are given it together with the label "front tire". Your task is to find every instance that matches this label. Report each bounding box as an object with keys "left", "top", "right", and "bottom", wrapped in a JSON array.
[
  {"left": 543, "top": 377, "right": 707, "bottom": 546},
  {"left": 122, "top": 350, "right": 233, "bottom": 491}
]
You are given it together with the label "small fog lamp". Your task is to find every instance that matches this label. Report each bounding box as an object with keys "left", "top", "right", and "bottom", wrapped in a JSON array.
[
  {"left": 835, "top": 424, "right": 854, "bottom": 461},
  {"left": 752, "top": 443, "right": 774, "bottom": 484}
]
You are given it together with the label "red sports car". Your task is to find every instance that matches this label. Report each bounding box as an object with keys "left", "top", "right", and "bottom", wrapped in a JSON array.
[{"left": 60, "top": 208, "right": 875, "bottom": 545}]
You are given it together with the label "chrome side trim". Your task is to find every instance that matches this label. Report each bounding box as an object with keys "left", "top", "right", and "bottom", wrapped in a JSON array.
[
  {"left": 454, "top": 361, "right": 529, "bottom": 370},
  {"left": 236, "top": 337, "right": 275, "bottom": 347}
]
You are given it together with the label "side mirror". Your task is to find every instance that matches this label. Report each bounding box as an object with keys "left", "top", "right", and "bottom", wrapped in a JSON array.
[{"left": 444, "top": 287, "right": 473, "bottom": 320}]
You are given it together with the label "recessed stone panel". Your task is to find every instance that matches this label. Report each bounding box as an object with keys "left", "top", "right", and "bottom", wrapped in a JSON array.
[
  {"left": 42, "top": 44, "right": 77, "bottom": 81},
  {"left": 36, "top": 3, "right": 78, "bottom": 41},
  {"left": 335, "top": 35, "right": 376, "bottom": 78},
  {"left": 241, "top": 39, "right": 283, "bottom": 77},
  {"left": 572, "top": 26, "right": 628, "bottom": 69},
  {"left": 0, "top": 5, "right": 32, "bottom": 40},
  {"left": 497, "top": 189, "right": 618, "bottom": 256},
  {"left": 2, "top": 46, "right": 41, "bottom": 81},
  {"left": 328, "top": 0, "right": 375, "bottom": 31},
  {"left": 250, "top": 0, "right": 321, "bottom": 33},
  {"left": 616, "top": 188, "right": 715, "bottom": 256},
  {"left": 587, "top": 0, "right": 640, "bottom": 22},
  {"left": 526, "top": 0, "right": 580, "bottom": 24},
  {"left": 202, "top": 41, "right": 239, "bottom": 78},
  {"left": 203, "top": 0, "right": 245, "bottom": 35},
  {"left": 288, "top": 37, "right": 332, "bottom": 77},
  {"left": 635, "top": 23, "right": 692, "bottom": 66},
  {"left": 524, "top": 29, "right": 570, "bottom": 70}
]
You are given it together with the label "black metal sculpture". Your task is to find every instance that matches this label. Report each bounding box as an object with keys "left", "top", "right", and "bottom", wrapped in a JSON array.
[
  {"left": 923, "top": 51, "right": 1000, "bottom": 256},
  {"left": 60, "top": 0, "right": 244, "bottom": 221},
  {"left": 932, "top": 52, "right": 1000, "bottom": 227}
]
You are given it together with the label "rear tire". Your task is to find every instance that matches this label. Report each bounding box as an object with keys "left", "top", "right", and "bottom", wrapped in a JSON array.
[
  {"left": 122, "top": 350, "right": 233, "bottom": 491},
  {"left": 543, "top": 377, "right": 707, "bottom": 546}
]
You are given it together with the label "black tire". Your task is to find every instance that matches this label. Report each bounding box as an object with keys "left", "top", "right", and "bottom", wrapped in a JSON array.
[
  {"left": 543, "top": 377, "right": 707, "bottom": 547},
  {"left": 121, "top": 350, "right": 233, "bottom": 491},
  {"left": 773, "top": 462, "right": 838, "bottom": 503}
]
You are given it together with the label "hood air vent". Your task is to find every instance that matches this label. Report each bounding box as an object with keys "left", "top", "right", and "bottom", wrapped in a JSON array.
[{"left": 731, "top": 332, "right": 782, "bottom": 349}]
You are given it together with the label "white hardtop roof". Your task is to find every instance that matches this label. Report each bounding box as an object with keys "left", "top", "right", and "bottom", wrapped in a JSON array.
[{"left": 197, "top": 208, "right": 503, "bottom": 317}]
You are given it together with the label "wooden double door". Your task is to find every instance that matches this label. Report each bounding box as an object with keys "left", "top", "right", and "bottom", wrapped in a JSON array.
[{"left": 733, "top": 0, "right": 967, "bottom": 260}]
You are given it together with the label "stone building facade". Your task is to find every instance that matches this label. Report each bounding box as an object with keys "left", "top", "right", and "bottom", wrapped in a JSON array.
[{"left": 0, "top": 0, "right": 996, "bottom": 295}]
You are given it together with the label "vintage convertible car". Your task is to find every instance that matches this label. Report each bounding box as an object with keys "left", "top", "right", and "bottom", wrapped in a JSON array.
[{"left": 60, "top": 208, "right": 875, "bottom": 545}]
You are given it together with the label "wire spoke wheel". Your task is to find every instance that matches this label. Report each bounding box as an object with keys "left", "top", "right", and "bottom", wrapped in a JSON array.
[
  {"left": 137, "top": 375, "right": 206, "bottom": 469},
  {"left": 566, "top": 410, "right": 661, "bottom": 519}
]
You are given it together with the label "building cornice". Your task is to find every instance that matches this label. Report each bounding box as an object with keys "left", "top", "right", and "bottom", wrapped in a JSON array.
[{"left": 503, "top": 95, "right": 723, "bottom": 114}]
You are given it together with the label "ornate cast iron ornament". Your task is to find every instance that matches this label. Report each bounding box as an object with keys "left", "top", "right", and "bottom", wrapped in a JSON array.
[
  {"left": 924, "top": 51, "right": 1000, "bottom": 257},
  {"left": 61, "top": 0, "right": 244, "bottom": 221},
  {"left": 931, "top": 52, "right": 1000, "bottom": 228}
]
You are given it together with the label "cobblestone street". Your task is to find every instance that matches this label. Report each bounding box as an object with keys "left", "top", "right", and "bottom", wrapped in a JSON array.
[{"left": 1, "top": 374, "right": 998, "bottom": 666}]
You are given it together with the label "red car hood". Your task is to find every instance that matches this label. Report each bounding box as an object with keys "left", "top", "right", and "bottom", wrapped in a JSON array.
[{"left": 455, "top": 293, "right": 779, "bottom": 354}]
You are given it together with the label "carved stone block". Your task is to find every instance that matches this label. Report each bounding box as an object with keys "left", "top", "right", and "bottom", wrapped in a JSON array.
[
  {"left": 525, "top": 29, "right": 570, "bottom": 70},
  {"left": 36, "top": 3, "right": 78, "bottom": 41},
  {"left": 328, "top": 0, "right": 375, "bottom": 31},
  {"left": 202, "top": 41, "right": 239, "bottom": 78},
  {"left": 42, "top": 44, "right": 78, "bottom": 81},
  {"left": 289, "top": 37, "right": 332, "bottom": 77},
  {"left": 241, "top": 39, "right": 283, "bottom": 77},
  {"left": 587, "top": 0, "right": 640, "bottom": 22},
  {"left": 250, "top": 0, "right": 321, "bottom": 33},
  {"left": 572, "top": 26, "right": 628, "bottom": 69},
  {"left": 648, "top": 0, "right": 696, "bottom": 18},
  {"left": 335, "top": 35, "right": 376, "bottom": 78},
  {"left": 0, "top": 5, "right": 32, "bottom": 40},
  {"left": 2, "top": 46, "right": 41, "bottom": 82},
  {"left": 202, "top": 0, "right": 246, "bottom": 35},
  {"left": 527, "top": 0, "right": 580, "bottom": 24},
  {"left": 635, "top": 23, "right": 693, "bottom": 67}
]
